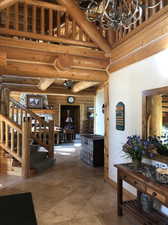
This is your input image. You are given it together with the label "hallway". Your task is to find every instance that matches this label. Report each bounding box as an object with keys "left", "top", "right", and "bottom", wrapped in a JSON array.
[{"left": 0, "top": 143, "right": 138, "bottom": 225}]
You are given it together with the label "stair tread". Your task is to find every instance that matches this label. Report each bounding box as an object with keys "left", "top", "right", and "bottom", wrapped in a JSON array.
[{"left": 31, "top": 158, "right": 55, "bottom": 173}]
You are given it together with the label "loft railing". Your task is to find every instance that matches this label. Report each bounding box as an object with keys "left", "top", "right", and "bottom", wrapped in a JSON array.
[
  {"left": 0, "top": 0, "right": 97, "bottom": 48},
  {"left": 109, "top": 0, "right": 168, "bottom": 46}
]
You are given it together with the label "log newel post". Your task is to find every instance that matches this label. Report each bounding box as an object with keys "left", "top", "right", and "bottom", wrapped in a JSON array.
[
  {"left": 22, "top": 117, "right": 31, "bottom": 178},
  {"left": 48, "top": 120, "right": 54, "bottom": 159}
]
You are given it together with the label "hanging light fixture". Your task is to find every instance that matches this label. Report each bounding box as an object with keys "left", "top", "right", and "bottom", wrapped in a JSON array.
[
  {"left": 78, "top": 0, "right": 162, "bottom": 30},
  {"left": 64, "top": 80, "right": 74, "bottom": 89}
]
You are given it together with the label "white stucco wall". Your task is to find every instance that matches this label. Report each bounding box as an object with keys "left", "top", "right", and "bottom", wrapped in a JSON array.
[
  {"left": 109, "top": 49, "right": 168, "bottom": 189},
  {"left": 95, "top": 88, "right": 104, "bottom": 135}
]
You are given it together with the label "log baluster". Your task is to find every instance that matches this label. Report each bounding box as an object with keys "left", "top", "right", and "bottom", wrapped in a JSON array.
[
  {"left": 24, "top": 3, "right": 28, "bottom": 32},
  {"left": 32, "top": 5, "right": 36, "bottom": 33}
]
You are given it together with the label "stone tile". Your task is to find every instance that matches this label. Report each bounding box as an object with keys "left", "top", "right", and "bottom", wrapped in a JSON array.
[{"left": 0, "top": 143, "right": 139, "bottom": 225}]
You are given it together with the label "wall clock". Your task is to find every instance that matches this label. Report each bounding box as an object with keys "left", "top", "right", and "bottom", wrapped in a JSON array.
[{"left": 67, "top": 96, "right": 75, "bottom": 104}]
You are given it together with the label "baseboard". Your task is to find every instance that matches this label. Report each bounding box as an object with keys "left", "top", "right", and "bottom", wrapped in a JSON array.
[{"left": 105, "top": 176, "right": 136, "bottom": 199}]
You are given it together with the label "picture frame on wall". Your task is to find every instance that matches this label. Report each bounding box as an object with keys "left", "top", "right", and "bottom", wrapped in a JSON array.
[
  {"left": 116, "top": 102, "right": 125, "bottom": 131},
  {"left": 26, "top": 95, "right": 43, "bottom": 109}
]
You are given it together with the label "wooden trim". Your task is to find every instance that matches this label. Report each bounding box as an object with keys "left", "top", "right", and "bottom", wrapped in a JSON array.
[
  {"left": 143, "top": 86, "right": 168, "bottom": 96},
  {"left": 142, "top": 86, "right": 168, "bottom": 139},
  {"left": 104, "top": 82, "right": 109, "bottom": 180},
  {"left": 31, "top": 109, "right": 57, "bottom": 114}
]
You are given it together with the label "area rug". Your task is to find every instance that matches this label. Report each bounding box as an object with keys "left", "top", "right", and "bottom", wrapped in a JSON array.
[{"left": 0, "top": 192, "right": 38, "bottom": 225}]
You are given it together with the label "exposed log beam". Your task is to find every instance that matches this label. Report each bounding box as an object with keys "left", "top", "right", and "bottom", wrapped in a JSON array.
[
  {"left": 38, "top": 78, "right": 55, "bottom": 90},
  {"left": 107, "top": 5, "right": 168, "bottom": 74},
  {"left": 0, "top": 37, "right": 106, "bottom": 59},
  {"left": 54, "top": 54, "right": 108, "bottom": 71},
  {"left": 0, "top": 0, "right": 18, "bottom": 10},
  {"left": 2, "top": 61, "right": 107, "bottom": 82},
  {"left": 3, "top": 84, "right": 96, "bottom": 96},
  {"left": 72, "top": 81, "right": 99, "bottom": 93},
  {"left": 54, "top": 55, "right": 73, "bottom": 71},
  {"left": 57, "top": 0, "right": 111, "bottom": 54},
  {"left": 5, "top": 48, "right": 108, "bottom": 71}
]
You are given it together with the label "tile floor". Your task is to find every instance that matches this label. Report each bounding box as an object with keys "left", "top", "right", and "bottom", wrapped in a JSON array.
[{"left": 0, "top": 142, "right": 140, "bottom": 225}]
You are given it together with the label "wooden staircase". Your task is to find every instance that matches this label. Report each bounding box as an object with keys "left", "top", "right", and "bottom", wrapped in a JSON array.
[{"left": 0, "top": 97, "right": 55, "bottom": 178}]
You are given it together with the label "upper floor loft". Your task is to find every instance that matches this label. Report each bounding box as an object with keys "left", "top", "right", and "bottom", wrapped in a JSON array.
[
  {"left": 0, "top": 0, "right": 168, "bottom": 86},
  {"left": 0, "top": 0, "right": 168, "bottom": 51}
]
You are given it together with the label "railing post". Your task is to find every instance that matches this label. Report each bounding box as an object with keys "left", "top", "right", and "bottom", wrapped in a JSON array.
[
  {"left": 22, "top": 117, "right": 31, "bottom": 178},
  {"left": 48, "top": 120, "right": 54, "bottom": 159}
]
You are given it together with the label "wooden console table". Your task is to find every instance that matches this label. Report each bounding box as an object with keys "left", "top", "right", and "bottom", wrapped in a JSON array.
[{"left": 115, "top": 163, "right": 168, "bottom": 225}]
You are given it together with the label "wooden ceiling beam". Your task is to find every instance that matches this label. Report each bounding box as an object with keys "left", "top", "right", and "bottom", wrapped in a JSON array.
[
  {"left": 38, "top": 78, "right": 56, "bottom": 91},
  {"left": 72, "top": 81, "right": 99, "bottom": 93},
  {"left": 4, "top": 84, "right": 96, "bottom": 96},
  {"left": 57, "top": 0, "right": 111, "bottom": 54},
  {"left": 6, "top": 49, "right": 108, "bottom": 71},
  {"left": 2, "top": 61, "right": 108, "bottom": 82},
  {"left": 0, "top": 37, "right": 106, "bottom": 59},
  {"left": 54, "top": 54, "right": 108, "bottom": 71},
  {"left": 0, "top": 0, "right": 18, "bottom": 10}
]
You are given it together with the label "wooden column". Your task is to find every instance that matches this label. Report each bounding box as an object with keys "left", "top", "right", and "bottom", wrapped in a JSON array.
[
  {"left": 57, "top": 0, "right": 111, "bottom": 54},
  {"left": 48, "top": 120, "right": 54, "bottom": 159},
  {"left": 149, "top": 95, "right": 162, "bottom": 136},
  {"left": 104, "top": 81, "right": 109, "bottom": 180},
  {"left": 22, "top": 117, "right": 31, "bottom": 178}
]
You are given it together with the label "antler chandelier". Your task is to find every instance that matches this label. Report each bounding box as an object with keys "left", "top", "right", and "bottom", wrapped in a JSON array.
[{"left": 78, "top": 0, "right": 162, "bottom": 30}]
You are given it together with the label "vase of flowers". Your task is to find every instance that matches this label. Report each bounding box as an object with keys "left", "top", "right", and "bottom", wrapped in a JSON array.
[{"left": 122, "top": 135, "right": 144, "bottom": 169}]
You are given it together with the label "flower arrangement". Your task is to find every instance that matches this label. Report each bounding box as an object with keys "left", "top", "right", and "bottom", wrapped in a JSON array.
[
  {"left": 122, "top": 135, "right": 168, "bottom": 163},
  {"left": 122, "top": 135, "right": 144, "bottom": 162}
]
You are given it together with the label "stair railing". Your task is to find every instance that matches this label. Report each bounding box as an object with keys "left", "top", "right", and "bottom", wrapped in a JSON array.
[
  {"left": 0, "top": 114, "right": 31, "bottom": 177},
  {"left": 9, "top": 97, "right": 54, "bottom": 158}
]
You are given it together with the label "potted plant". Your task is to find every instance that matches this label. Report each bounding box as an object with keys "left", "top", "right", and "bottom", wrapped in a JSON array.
[{"left": 122, "top": 135, "right": 144, "bottom": 169}]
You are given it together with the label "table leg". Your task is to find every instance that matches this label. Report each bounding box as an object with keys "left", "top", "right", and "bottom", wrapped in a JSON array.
[{"left": 117, "top": 171, "right": 123, "bottom": 216}]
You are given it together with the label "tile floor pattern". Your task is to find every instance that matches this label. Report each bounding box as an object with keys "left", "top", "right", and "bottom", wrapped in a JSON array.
[{"left": 0, "top": 142, "right": 140, "bottom": 225}]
